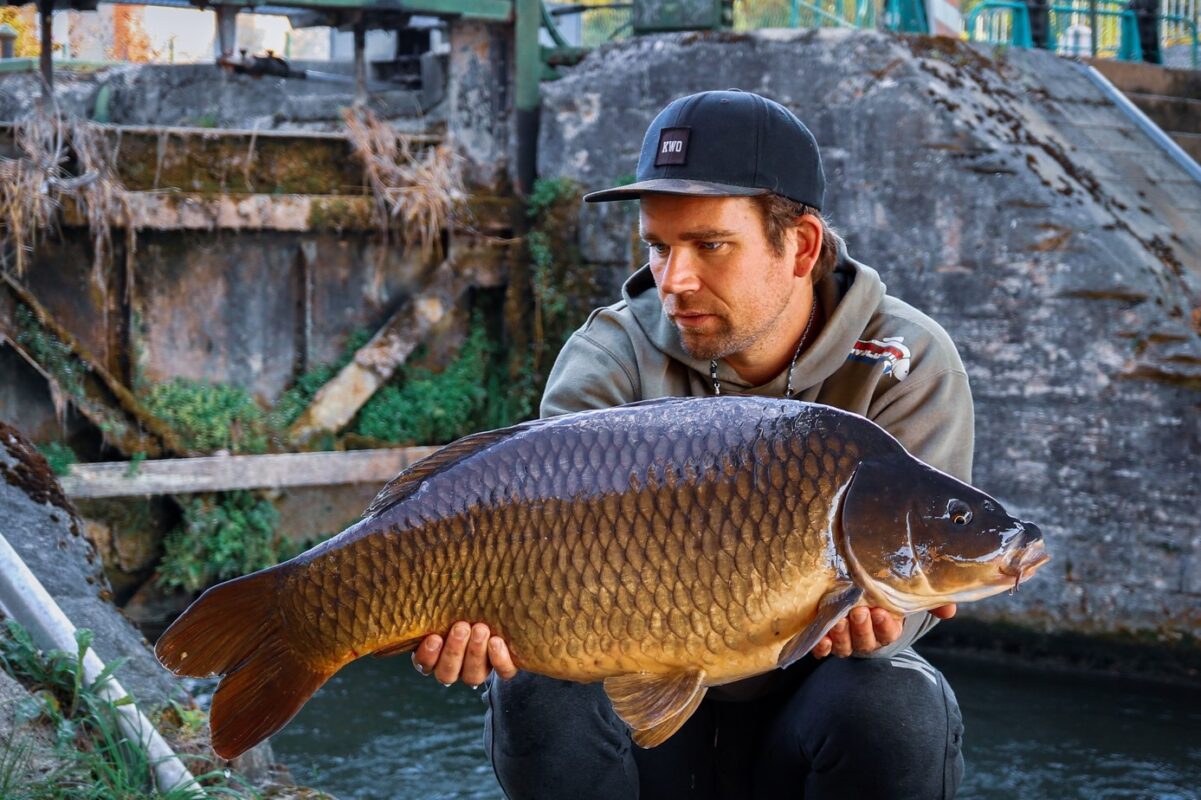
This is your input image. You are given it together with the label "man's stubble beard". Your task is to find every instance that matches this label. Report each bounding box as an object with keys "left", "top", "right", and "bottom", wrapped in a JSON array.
[{"left": 675, "top": 317, "right": 757, "bottom": 361}]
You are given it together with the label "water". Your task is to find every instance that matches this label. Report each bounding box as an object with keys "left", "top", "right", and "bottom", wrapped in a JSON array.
[{"left": 271, "top": 652, "right": 1201, "bottom": 800}]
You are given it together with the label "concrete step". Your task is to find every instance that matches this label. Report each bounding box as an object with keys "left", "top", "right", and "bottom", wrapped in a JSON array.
[
  {"left": 1125, "top": 91, "right": 1201, "bottom": 134},
  {"left": 1171, "top": 132, "right": 1201, "bottom": 162},
  {"left": 1087, "top": 58, "right": 1201, "bottom": 99}
]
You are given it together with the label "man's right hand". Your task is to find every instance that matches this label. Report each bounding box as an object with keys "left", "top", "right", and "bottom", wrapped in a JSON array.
[{"left": 411, "top": 622, "right": 518, "bottom": 687}]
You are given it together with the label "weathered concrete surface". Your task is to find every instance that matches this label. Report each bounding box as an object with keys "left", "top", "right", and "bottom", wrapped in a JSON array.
[
  {"left": 0, "top": 421, "right": 183, "bottom": 708},
  {"left": 540, "top": 30, "right": 1201, "bottom": 644},
  {"left": 0, "top": 64, "right": 438, "bottom": 132}
]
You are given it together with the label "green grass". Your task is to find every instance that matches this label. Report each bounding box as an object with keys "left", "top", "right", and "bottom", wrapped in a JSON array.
[
  {"left": 36, "top": 442, "right": 77, "bottom": 477},
  {"left": 0, "top": 620, "right": 257, "bottom": 799},
  {"left": 157, "top": 490, "right": 295, "bottom": 593}
]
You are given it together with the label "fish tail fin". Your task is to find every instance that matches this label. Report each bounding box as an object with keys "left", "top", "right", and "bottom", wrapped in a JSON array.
[{"left": 155, "top": 567, "right": 335, "bottom": 759}]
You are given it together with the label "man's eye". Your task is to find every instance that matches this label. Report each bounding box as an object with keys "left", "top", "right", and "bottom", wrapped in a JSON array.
[
  {"left": 698, "top": 242, "right": 724, "bottom": 252},
  {"left": 648, "top": 243, "right": 669, "bottom": 256}
]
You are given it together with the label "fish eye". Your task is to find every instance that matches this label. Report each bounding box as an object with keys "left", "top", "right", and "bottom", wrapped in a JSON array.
[{"left": 947, "top": 500, "right": 972, "bottom": 526}]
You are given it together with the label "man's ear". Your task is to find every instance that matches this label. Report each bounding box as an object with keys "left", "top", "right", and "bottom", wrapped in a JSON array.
[{"left": 793, "top": 215, "right": 823, "bottom": 279}]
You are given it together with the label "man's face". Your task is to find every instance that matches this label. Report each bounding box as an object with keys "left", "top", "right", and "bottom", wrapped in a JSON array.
[{"left": 640, "top": 194, "right": 798, "bottom": 361}]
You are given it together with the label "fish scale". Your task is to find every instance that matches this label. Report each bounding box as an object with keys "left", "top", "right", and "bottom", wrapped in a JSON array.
[{"left": 155, "top": 396, "right": 1050, "bottom": 758}]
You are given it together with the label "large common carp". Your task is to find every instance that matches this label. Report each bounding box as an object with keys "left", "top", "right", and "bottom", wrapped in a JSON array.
[{"left": 155, "top": 396, "right": 1049, "bottom": 758}]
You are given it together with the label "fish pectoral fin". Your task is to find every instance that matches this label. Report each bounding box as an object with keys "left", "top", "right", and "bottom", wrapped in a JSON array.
[
  {"left": 776, "top": 581, "right": 864, "bottom": 669},
  {"left": 370, "top": 637, "right": 426, "bottom": 659},
  {"left": 603, "top": 669, "right": 708, "bottom": 749}
]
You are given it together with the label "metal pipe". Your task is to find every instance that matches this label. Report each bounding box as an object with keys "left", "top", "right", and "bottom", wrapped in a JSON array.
[
  {"left": 515, "top": 0, "right": 541, "bottom": 195},
  {"left": 37, "top": 0, "right": 52, "bottom": 101},
  {"left": 354, "top": 19, "right": 368, "bottom": 108},
  {"left": 1071, "top": 60, "right": 1201, "bottom": 185},
  {"left": 0, "top": 532, "right": 203, "bottom": 797}
]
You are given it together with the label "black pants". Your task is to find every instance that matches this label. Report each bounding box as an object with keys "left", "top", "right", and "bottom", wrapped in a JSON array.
[{"left": 484, "top": 648, "right": 964, "bottom": 800}]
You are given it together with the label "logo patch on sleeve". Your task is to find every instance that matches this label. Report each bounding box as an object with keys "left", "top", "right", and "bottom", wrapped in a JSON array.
[
  {"left": 848, "top": 336, "right": 911, "bottom": 380},
  {"left": 654, "top": 127, "right": 690, "bottom": 166}
]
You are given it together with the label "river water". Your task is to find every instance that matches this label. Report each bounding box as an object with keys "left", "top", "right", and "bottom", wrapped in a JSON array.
[{"left": 271, "top": 651, "right": 1201, "bottom": 800}]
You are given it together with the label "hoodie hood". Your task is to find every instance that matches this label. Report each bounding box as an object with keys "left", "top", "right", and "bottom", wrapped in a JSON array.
[{"left": 620, "top": 240, "right": 887, "bottom": 395}]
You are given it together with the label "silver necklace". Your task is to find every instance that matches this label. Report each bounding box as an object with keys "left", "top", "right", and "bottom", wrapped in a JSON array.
[{"left": 709, "top": 301, "right": 817, "bottom": 398}]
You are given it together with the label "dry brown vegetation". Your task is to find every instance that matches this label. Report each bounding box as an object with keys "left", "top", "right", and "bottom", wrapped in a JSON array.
[
  {"left": 341, "top": 106, "right": 465, "bottom": 261},
  {"left": 0, "top": 106, "right": 133, "bottom": 295}
]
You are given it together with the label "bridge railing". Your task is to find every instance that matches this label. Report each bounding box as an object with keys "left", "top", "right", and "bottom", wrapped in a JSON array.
[
  {"left": 964, "top": 0, "right": 1198, "bottom": 66},
  {"left": 545, "top": 0, "right": 1197, "bottom": 66}
]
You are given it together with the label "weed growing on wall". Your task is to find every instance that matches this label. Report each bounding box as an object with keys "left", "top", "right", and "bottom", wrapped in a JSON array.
[
  {"left": 14, "top": 305, "right": 87, "bottom": 400},
  {"left": 141, "top": 380, "right": 270, "bottom": 455},
  {"left": 157, "top": 491, "right": 290, "bottom": 593},
  {"left": 504, "top": 177, "right": 601, "bottom": 417},
  {"left": 0, "top": 620, "right": 252, "bottom": 798},
  {"left": 36, "top": 441, "right": 77, "bottom": 477}
]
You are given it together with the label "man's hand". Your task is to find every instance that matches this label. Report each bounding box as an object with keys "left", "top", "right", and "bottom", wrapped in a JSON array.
[
  {"left": 812, "top": 604, "right": 957, "bottom": 658},
  {"left": 411, "top": 621, "right": 518, "bottom": 687}
]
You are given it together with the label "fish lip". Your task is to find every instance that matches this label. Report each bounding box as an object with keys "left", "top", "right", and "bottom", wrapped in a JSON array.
[{"left": 999, "top": 539, "right": 1051, "bottom": 580}]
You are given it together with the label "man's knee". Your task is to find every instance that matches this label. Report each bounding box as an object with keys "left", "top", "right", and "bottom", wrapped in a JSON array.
[
  {"left": 484, "top": 672, "right": 638, "bottom": 800},
  {"left": 755, "top": 650, "right": 964, "bottom": 799}
]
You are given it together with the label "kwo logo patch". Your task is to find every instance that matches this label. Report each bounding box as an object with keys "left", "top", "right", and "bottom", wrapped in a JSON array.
[{"left": 654, "top": 127, "right": 690, "bottom": 166}]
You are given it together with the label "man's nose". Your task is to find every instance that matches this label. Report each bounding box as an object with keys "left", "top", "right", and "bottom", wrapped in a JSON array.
[{"left": 658, "top": 249, "right": 702, "bottom": 295}]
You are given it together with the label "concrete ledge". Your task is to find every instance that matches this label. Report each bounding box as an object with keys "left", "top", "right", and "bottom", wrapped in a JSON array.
[{"left": 59, "top": 447, "right": 440, "bottom": 499}]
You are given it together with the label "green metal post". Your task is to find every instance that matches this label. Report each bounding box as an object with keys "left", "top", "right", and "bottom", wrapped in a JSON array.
[
  {"left": 516, "top": 0, "right": 540, "bottom": 195},
  {"left": 790, "top": 0, "right": 800, "bottom": 27},
  {"left": 1118, "top": 8, "right": 1143, "bottom": 59}
]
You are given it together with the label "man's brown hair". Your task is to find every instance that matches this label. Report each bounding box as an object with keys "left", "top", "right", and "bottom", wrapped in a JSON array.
[{"left": 751, "top": 194, "right": 843, "bottom": 284}]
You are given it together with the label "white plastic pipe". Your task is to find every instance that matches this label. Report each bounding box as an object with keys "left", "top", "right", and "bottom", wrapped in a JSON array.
[{"left": 0, "top": 531, "right": 204, "bottom": 797}]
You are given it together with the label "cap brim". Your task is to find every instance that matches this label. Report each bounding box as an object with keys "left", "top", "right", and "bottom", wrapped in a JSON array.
[{"left": 583, "top": 179, "right": 770, "bottom": 203}]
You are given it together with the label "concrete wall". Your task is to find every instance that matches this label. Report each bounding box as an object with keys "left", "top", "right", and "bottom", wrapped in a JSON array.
[{"left": 538, "top": 30, "right": 1201, "bottom": 642}]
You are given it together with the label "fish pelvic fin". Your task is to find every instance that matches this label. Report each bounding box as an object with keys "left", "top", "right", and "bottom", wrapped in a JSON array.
[
  {"left": 604, "top": 669, "right": 708, "bottom": 748},
  {"left": 155, "top": 568, "right": 334, "bottom": 760},
  {"left": 776, "top": 581, "right": 864, "bottom": 669}
]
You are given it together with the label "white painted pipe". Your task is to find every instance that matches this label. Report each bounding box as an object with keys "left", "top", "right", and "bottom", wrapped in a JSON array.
[{"left": 0, "top": 531, "right": 204, "bottom": 797}]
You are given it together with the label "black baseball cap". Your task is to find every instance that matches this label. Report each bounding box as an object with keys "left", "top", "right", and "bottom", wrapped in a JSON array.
[{"left": 583, "top": 89, "right": 825, "bottom": 209}]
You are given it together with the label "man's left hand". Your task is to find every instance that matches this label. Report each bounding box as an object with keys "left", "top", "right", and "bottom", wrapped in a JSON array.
[{"left": 812, "top": 604, "right": 957, "bottom": 658}]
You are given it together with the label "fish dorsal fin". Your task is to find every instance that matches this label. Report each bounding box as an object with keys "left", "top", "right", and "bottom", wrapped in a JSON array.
[
  {"left": 364, "top": 417, "right": 551, "bottom": 519},
  {"left": 603, "top": 669, "right": 708, "bottom": 748},
  {"left": 776, "top": 581, "right": 864, "bottom": 669},
  {"left": 363, "top": 397, "right": 698, "bottom": 520}
]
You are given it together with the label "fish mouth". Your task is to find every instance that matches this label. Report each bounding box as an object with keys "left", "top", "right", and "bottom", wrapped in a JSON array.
[{"left": 998, "top": 523, "right": 1051, "bottom": 593}]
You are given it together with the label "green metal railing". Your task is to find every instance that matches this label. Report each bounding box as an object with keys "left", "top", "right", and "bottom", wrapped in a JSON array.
[
  {"left": 965, "top": 0, "right": 1199, "bottom": 66},
  {"left": 542, "top": 0, "right": 1198, "bottom": 66},
  {"left": 547, "top": 0, "right": 929, "bottom": 50}
]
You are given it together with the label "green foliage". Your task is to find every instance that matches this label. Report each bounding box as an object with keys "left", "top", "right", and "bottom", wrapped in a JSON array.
[
  {"left": 157, "top": 491, "right": 287, "bottom": 593},
  {"left": 0, "top": 620, "right": 256, "bottom": 798},
  {"left": 124, "top": 452, "right": 145, "bottom": 478},
  {"left": 141, "top": 379, "right": 269, "bottom": 455},
  {"left": 526, "top": 177, "right": 579, "bottom": 221},
  {"left": 37, "top": 442, "right": 77, "bottom": 477},
  {"left": 354, "top": 320, "right": 492, "bottom": 445},
  {"left": 14, "top": 305, "right": 86, "bottom": 400},
  {"left": 519, "top": 177, "right": 598, "bottom": 412}
]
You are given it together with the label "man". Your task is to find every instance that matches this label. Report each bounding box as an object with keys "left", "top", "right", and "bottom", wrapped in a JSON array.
[{"left": 413, "top": 90, "right": 971, "bottom": 799}]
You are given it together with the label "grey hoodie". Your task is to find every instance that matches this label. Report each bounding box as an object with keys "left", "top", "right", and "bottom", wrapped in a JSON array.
[{"left": 539, "top": 247, "right": 975, "bottom": 663}]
